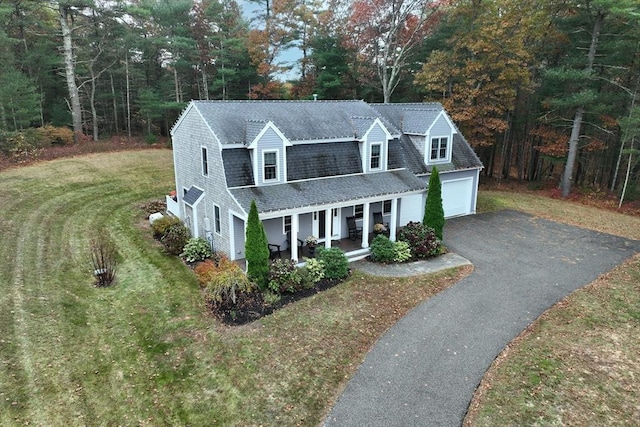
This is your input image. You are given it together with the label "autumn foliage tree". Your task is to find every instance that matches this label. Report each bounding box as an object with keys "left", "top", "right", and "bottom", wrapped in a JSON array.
[
  {"left": 347, "top": 0, "right": 445, "bottom": 103},
  {"left": 415, "top": 0, "right": 552, "bottom": 148}
]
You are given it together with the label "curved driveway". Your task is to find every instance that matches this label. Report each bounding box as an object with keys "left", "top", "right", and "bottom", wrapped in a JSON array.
[{"left": 324, "top": 210, "right": 640, "bottom": 426}]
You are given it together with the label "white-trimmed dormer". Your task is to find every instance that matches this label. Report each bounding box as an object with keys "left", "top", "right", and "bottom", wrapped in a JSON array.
[
  {"left": 425, "top": 110, "right": 456, "bottom": 165},
  {"left": 247, "top": 120, "right": 292, "bottom": 186},
  {"left": 353, "top": 117, "right": 393, "bottom": 173}
]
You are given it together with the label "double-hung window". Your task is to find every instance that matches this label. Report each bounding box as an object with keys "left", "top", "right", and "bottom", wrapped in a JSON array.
[
  {"left": 370, "top": 143, "right": 381, "bottom": 170},
  {"left": 354, "top": 204, "right": 364, "bottom": 219},
  {"left": 430, "top": 137, "right": 448, "bottom": 162},
  {"left": 214, "top": 204, "right": 221, "bottom": 234},
  {"left": 201, "top": 147, "right": 209, "bottom": 176},
  {"left": 263, "top": 151, "right": 278, "bottom": 181}
]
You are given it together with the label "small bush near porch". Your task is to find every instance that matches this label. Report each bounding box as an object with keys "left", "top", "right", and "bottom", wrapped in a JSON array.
[{"left": 370, "top": 222, "right": 444, "bottom": 263}]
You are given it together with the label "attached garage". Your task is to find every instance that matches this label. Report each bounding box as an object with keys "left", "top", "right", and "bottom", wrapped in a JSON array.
[{"left": 442, "top": 177, "right": 474, "bottom": 218}]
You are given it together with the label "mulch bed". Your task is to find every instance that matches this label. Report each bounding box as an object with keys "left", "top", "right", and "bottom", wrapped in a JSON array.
[{"left": 207, "top": 277, "right": 345, "bottom": 326}]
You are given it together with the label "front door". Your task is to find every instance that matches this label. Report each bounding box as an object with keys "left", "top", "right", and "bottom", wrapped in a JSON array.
[{"left": 313, "top": 208, "right": 341, "bottom": 242}]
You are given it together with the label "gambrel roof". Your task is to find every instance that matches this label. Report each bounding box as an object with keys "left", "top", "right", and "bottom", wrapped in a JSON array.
[
  {"left": 229, "top": 169, "right": 426, "bottom": 214},
  {"left": 372, "top": 103, "right": 483, "bottom": 173},
  {"left": 184, "top": 100, "right": 400, "bottom": 144}
]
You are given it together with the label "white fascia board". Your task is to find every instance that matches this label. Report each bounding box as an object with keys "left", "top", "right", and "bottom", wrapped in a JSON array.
[
  {"left": 170, "top": 101, "right": 195, "bottom": 136},
  {"left": 247, "top": 121, "right": 292, "bottom": 149},
  {"left": 426, "top": 110, "right": 458, "bottom": 135},
  {"left": 361, "top": 117, "right": 394, "bottom": 141},
  {"left": 258, "top": 188, "right": 426, "bottom": 220}
]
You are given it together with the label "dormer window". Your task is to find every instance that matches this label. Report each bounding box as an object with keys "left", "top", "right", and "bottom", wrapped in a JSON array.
[
  {"left": 263, "top": 150, "right": 278, "bottom": 181},
  {"left": 370, "top": 143, "right": 382, "bottom": 170},
  {"left": 430, "top": 137, "right": 449, "bottom": 162}
]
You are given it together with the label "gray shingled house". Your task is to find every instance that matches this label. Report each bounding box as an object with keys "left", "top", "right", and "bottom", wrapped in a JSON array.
[{"left": 169, "top": 100, "right": 482, "bottom": 262}]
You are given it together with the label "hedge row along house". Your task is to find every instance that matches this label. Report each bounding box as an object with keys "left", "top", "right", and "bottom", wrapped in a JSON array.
[{"left": 168, "top": 100, "right": 483, "bottom": 263}]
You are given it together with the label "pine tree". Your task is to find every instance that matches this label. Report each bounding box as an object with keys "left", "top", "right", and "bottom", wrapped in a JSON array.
[
  {"left": 245, "top": 200, "right": 270, "bottom": 288},
  {"left": 423, "top": 166, "right": 444, "bottom": 240}
]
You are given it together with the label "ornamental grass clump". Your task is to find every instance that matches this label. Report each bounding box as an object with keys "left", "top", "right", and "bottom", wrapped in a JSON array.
[{"left": 398, "top": 221, "right": 442, "bottom": 259}]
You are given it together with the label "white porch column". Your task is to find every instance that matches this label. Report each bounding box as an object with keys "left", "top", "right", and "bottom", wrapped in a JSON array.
[
  {"left": 291, "top": 213, "right": 299, "bottom": 261},
  {"left": 324, "top": 208, "right": 332, "bottom": 249},
  {"left": 390, "top": 198, "right": 398, "bottom": 241},
  {"left": 362, "top": 203, "right": 371, "bottom": 248}
]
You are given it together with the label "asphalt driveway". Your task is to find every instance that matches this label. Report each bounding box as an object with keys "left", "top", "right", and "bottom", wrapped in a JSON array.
[{"left": 324, "top": 210, "right": 640, "bottom": 426}]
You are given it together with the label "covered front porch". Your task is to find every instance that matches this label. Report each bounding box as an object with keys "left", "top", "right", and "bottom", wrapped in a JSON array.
[{"left": 247, "top": 197, "right": 407, "bottom": 264}]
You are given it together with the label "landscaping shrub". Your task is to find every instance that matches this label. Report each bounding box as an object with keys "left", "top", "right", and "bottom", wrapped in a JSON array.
[
  {"left": 398, "top": 221, "right": 442, "bottom": 259},
  {"left": 89, "top": 230, "right": 118, "bottom": 287},
  {"left": 0, "top": 128, "right": 47, "bottom": 158},
  {"left": 38, "top": 125, "right": 74, "bottom": 145},
  {"left": 181, "top": 237, "right": 212, "bottom": 262},
  {"left": 301, "top": 257, "right": 325, "bottom": 286},
  {"left": 204, "top": 265, "right": 255, "bottom": 305},
  {"left": 151, "top": 214, "right": 182, "bottom": 239},
  {"left": 393, "top": 241, "right": 412, "bottom": 263},
  {"left": 160, "top": 222, "right": 191, "bottom": 255},
  {"left": 424, "top": 166, "right": 445, "bottom": 240},
  {"left": 370, "top": 234, "right": 395, "bottom": 263},
  {"left": 139, "top": 199, "right": 166, "bottom": 218},
  {"left": 194, "top": 255, "right": 236, "bottom": 288},
  {"left": 245, "top": 200, "right": 270, "bottom": 288},
  {"left": 316, "top": 247, "right": 349, "bottom": 279},
  {"left": 267, "top": 259, "right": 302, "bottom": 294}
]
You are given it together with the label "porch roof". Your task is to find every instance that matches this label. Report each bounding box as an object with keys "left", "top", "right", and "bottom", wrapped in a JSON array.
[{"left": 230, "top": 169, "right": 425, "bottom": 215}]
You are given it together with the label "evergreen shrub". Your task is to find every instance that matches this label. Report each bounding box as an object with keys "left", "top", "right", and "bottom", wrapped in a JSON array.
[
  {"left": 316, "top": 247, "right": 349, "bottom": 279},
  {"left": 370, "top": 234, "right": 395, "bottom": 263}
]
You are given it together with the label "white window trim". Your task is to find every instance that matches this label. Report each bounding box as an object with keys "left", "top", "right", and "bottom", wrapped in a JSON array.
[
  {"left": 354, "top": 204, "right": 364, "bottom": 219},
  {"left": 213, "top": 203, "right": 221, "bottom": 235},
  {"left": 370, "top": 142, "right": 382, "bottom": 171},
  {"left": 283, "top": 215, "right": 292, "bottom": 234},
  {"left": 428, "top": 136, "right": 451, "bottom": 164},
  {"left": 201, "top": 146, "right": 209, "bottom": 176},
  {"left": 383, "top": 200, "right": 392, "bottom": 215},
  {"left": 262, "top": 149, "right": 279, "bottom": 183}
]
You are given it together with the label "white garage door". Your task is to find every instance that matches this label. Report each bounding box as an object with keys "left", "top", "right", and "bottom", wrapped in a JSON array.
[{"left": 442, "top": 178, "right": 473, "bottom": 218}]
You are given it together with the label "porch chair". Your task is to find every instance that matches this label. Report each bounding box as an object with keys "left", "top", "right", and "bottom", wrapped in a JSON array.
[
  {"left": 346, "top": 216, "right": 363, "bottom": 241},
  {"left": 373, "top": 211, "right": 389, "bottom": 229},
  {"left": 268, "top": 243, "right": 282, "bottom": 259}
]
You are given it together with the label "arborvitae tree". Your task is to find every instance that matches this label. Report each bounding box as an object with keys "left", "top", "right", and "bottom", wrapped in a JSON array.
[
  {"left": 245, "top": 200, "right": 270, "bottom": 288},
  {"left": 423, "top": 166, "right": 444, "bottom": 240}
]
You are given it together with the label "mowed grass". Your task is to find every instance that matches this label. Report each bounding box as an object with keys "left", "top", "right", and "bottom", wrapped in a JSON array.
[
  {"left": 0, "top": 150, "right": 469, "bottom": 426},
  {"left": 465, "top": 191, "right": 640, "bottom": 425}
]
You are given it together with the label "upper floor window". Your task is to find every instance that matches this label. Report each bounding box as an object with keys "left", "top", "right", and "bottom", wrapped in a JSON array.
[
  {"left": 263, "top": 151, "right": 278, "bottom": 181},
  {"left": 201, "top": 146, "right": 209, "bottom": 176},
  {"left": 370, "top": 143, "right": 381, "bottom": 170},
  {"left": 430, "top": 137, "right": 449, "bottom": 162}
]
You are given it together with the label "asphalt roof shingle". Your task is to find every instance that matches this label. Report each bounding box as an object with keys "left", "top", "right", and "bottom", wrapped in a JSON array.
[
  {"left": 230, "top": 169, "right": 426, "bottom": 214},
  {"left": 189, "top": 100, "right": 400, "bottom": 144}
]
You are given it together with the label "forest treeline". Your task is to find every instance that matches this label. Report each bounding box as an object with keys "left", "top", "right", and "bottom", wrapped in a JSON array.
[{"left": 1, "top": 0, "right": 639, "bottom": 200}]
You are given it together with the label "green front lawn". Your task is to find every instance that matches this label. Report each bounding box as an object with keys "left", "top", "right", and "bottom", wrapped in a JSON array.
[{"left": 0, "top": 150, "right": 468, "bottom": 426}]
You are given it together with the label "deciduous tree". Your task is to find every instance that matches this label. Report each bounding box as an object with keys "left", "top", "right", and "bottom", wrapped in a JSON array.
[{"left": 347, "top": 0, "right": 445, "bottom": 103}]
